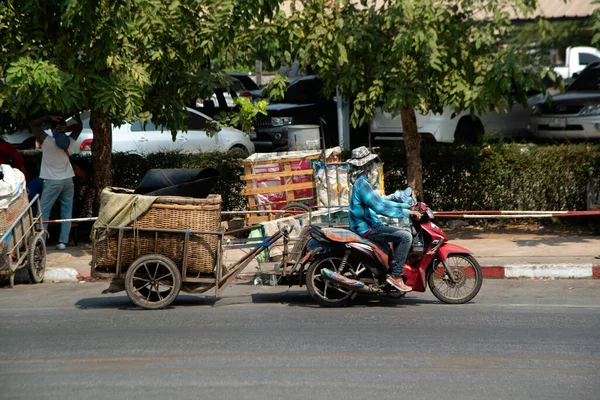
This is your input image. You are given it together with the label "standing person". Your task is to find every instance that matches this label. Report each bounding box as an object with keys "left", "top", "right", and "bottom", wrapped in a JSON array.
[
  {"left": 71, "top": 158, "right": 98, "bottom": 218},
  {"left": 347, "top": 146, "right": 422, "bottom": 293},
  {"left": 23, "top": 161, "right": 43, "bottom": 202},
  {"left": 29, "top": 115, "right": 83, "bottom": 249}
]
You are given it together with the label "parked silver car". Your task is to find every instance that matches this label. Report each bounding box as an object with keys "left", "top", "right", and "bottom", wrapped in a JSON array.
[{"left": 529, "top": 61, "right": 600, "bottom": 140}]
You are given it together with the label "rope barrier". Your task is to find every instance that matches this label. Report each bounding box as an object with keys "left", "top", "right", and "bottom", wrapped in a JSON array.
[
  {"left": 43, "top": 217, "right": 98, "bottom": 224},
  {"left": 433, "top": 210, "right": 600, "bottom": 218},
  {"left": 41, "top": 210, "right": 600, "bottom": 224}
]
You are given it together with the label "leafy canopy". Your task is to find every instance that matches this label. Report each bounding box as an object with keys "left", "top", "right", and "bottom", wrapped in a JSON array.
[
  {"left": 0, "top": 0, "right": 282, "bottom": 136},
  {"left": 268, "top": 0, "right": 557, "bottom": 128}
]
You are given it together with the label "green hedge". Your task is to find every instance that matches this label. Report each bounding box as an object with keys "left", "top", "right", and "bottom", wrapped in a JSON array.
[
  {"left": 40, "top": 143, "right": 599, "bottom": 213},
  {"left": 378, "top": 143, "right": 600, "bottom": 211}
]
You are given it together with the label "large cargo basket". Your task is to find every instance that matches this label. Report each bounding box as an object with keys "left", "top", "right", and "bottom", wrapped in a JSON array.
[{"left": 93, "top": 194, "right": 222, "bottom": 275}]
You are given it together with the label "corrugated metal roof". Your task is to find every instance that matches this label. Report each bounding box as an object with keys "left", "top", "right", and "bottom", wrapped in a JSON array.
[
  {"left": 512, "top": 0, "right": 598, "bottom": 20},
  {"left": 280, "top": 0, "right": 597, "bottom": 20}
]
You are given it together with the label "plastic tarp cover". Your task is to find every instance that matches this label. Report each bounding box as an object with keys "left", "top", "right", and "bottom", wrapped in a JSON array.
[
  {"left": 91, "top": 187, "right": 157, "bottom": 241},
  {"left": 135, "top": 168, "right": 220, "bottom": 198},
  {"left": 0, "top": 165, "right": 26, "bottom": 210}
]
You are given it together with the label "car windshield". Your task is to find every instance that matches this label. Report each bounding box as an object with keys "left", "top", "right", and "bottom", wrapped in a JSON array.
[
  {"left": 228, "top": 78, "right": 245, "bottom": 93},
  {"left": 235, "top": 75, "right": 259, "bottom": 91},
  {"left": 274, "top": 77, "right": 323, "bottom": 104},
  {"left": 567, "top": 64, "right": 600, "bottom": 92}
]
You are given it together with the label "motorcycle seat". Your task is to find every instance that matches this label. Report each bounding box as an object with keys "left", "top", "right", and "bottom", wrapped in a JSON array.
[{"left": 316, "top": 226, "right": 390, "bottom": 268}]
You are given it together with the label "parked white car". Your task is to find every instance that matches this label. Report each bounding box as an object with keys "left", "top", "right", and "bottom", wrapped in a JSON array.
[
  {"left": 529, "top": 61, "right": 600, "bottom": 140},
  {"left": 60, "top": 107, "right": 255, "bottom": 155},
  {"left": 553, "top": 46, "right": 600, "bottom": 81},
  {"left": 370, "top": 94, "right": 545, "bottom": 144}
]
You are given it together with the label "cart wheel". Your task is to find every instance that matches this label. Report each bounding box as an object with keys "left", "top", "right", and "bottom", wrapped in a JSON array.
[
  {"left": 278, "top": 203, "right": 312, "bottom": 219},
  {"left": 125, "top": 254, "right": 182, "bottom": 310},
  {"left": 27, "top": 233, "right": 47, "bottom": 284}
]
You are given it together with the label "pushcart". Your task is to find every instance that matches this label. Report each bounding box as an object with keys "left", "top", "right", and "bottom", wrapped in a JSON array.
[
  {"left": 91, "top": 190, "right": 316, "bottom": 309},
  {"left": 0, "top": 194, "right": 47, "bottom": 287}
]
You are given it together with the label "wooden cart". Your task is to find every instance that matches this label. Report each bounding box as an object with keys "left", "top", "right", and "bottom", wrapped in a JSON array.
[
  {"left": 91, "top": 191, "right": 315, "bottom": 309},
  {"left": 240, "top": 148, "right": 342, "bottom": 225},
  {"left": 0, "top": 194, "right": 47, "bottom": 287}
]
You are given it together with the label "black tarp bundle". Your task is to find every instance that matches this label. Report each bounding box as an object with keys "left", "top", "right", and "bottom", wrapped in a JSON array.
[{"left": 134, "top": 168, "right": 220, "bottom": 198}]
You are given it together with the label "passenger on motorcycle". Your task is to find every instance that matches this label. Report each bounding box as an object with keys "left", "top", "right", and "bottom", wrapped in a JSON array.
[{"left": 347, "top": 146, "right": 422, "bottom": 292}]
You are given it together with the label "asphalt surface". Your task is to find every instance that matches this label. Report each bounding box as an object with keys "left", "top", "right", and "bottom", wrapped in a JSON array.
[{"left": 1, "top": 280, "right": 599, "bottom": 400}]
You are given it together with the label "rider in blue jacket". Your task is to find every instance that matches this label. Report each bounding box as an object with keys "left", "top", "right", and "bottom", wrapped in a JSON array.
[{"left": 347, "top": 146, "right": 421, "bottom": 292}]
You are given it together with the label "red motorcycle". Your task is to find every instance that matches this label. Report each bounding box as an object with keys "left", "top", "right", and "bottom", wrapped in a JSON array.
[{"left": 302, "top": 202, "right": 483, "bottom": 307}]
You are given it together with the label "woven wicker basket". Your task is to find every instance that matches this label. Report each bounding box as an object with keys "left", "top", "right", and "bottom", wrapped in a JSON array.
[
  {"left": 94, "top": 194, "right": 221, "bottom": 275},
  {"left": 0, "top": 189, "right": 32, "bottom": 250}
]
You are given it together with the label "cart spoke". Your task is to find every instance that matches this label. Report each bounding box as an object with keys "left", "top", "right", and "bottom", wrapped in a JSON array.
[
  {"left": 146, "top": 285, "right": 153, "bottom": 301},
  {"left": 155, "top": 273, "right": 172, "bottom": 282},
  {"left": 133, "top": 276, "right": 151, "bottom": 283},
  {"left": 143, "top": 264, "right": 152, "bottom": 279},
  {"left": 153, "top": 262, "right": 160, "bottom": 279},
  {"left": 134, "top": 281, "right": 151, "bottom": 294}
]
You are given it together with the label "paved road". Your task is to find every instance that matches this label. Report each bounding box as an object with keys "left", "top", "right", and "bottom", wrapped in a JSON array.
[{"left": 1, "top": 280, "right": 599, "bottom": 400}]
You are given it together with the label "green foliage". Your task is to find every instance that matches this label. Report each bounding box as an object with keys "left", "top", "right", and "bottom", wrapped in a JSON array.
[
  {"left": 261, "top": 73, "right": 289, "bottom": 101},
  {"left": 4, "top": 0, "right": 576, "bottom": 196},
  {"left": 593, "top": 1, "right": 600, "bottom": 48},
  {"left": 379, "top": 143, "right": 600, "bottom": 211},
  {"left": 270, "top": 0, "right": 556, "bottom": 128},
  {"left": 213, "top": 97, "right": 268, "bottom": 135},
  {"left": 512, "top": 18, "right": 592, "bottom": 55},
  {"left": 0, "top": 0, "right": 285, "bottom": 184}
]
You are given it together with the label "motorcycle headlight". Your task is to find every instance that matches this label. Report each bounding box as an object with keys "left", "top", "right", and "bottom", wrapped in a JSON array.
[
  {"left": 580, "top": 104, "right": 600, "bottom": 116},
  {"left": 271, "top": 116, "right": 293, "bottom": 126},
  {"left": 530, "top": 104, "right": 542, "bottom": 116}
]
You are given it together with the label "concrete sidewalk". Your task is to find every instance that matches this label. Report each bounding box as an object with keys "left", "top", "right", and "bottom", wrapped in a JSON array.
[{"left": 8, "top": 231, "right": 600, "bottom": 284}]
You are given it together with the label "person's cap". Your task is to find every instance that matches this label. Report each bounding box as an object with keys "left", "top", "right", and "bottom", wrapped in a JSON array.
[
  {"left": 53, "top": 131, "right": 71, "bottom": 150},
  {"left": 347, "top": 146, "right": 379, "bottom": 167}
]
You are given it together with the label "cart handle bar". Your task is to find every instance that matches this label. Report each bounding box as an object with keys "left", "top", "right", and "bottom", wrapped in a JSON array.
[{"left": 94, "top": 225, "right": 224, "bottom": 237}]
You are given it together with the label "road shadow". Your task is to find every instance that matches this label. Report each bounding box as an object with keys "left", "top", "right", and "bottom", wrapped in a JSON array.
[
  {"left": 510, "top": 236, "right": 595, "bottom": 247},
  {"left": 75, "top": 294, "right": 216, "bottom": 310},
  {"left": 248, "top": 290, "right": 440, "bottom": 308}
]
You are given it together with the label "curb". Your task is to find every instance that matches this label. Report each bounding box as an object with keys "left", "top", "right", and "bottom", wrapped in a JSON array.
[
  {"left": 43, "top": 264, "right": 600, "bottom": 284},
  {"left": 481, "top": 264, "right": 600, "bottom": 279}
]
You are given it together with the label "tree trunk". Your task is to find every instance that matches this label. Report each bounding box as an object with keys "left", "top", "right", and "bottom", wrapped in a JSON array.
[
  {"left": 90, "top": 113, "right": 112, "bottom": 192},
  {"left": 400, "top": 106, "right": 423, "bottom": 199}
]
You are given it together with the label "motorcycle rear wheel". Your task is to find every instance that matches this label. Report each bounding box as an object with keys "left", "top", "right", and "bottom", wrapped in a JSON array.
[
  {"left": 306, "top": 253, "right": 354, "bottom": 307},
  {"left": 428, "top": 254, "right": 483, "bottom": 304}
]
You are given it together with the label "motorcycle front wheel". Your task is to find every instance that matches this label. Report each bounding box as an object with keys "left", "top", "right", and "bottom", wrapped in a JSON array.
[
  {"left": 428, "top": 254, "right": 483, "bottom": 304},
  {"left": 306, "top": 253, "right": 354, "bottom": 307}
]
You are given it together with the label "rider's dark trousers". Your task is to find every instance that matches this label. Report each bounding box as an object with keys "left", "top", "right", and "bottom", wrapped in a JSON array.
[{"left": 366, "top": 225, "right": 413, "bottom": 276}]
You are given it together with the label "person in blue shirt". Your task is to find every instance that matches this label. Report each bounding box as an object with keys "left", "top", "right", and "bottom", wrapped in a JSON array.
[
  {"left": 347, "top": 146, "right": 421, "bottom": 292},
  {"left": 24, "top": 161, "right": 43, "bottom": 202}
]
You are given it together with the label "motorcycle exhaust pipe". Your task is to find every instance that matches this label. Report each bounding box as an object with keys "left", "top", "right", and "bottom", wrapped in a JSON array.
[{"left": 321, "top": 269, "right": 381, "bottom": 294}]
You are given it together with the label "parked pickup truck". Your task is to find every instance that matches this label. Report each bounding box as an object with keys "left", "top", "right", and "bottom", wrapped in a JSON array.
[{"left": 554, "top": 46, "right": 600, "bottom": 81}]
